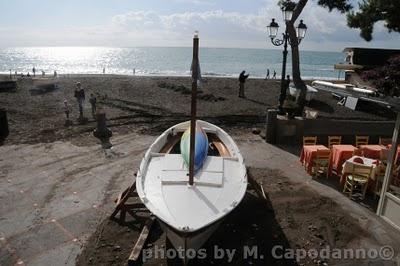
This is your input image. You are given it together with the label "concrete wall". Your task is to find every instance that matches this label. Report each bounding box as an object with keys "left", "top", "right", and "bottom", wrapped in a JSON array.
[{"left": 266, "top": 110, "right": 395, "bottom": 145}]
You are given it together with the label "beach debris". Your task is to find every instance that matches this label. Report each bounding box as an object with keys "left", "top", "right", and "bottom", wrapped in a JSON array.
[
  {"left": 157, "top": 81, "right": 225, "bottom": 102},
  {"left": 29, "top": 82, "right": 59, "bottom": 95},
  {"left": 113, "top": 245, "right": 121, "bottom": 251},
  {"left": 308, "top": 224, "right": 317, "bottom": 231},
  {"left": 0, "top": 80, "right": 17, "bottom": 92}
]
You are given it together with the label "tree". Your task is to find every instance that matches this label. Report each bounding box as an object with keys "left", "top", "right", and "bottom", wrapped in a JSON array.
[
  {"left": 347, "top": 0, "right": 400, "bottom": 41},
  {"left": 279, "top": 0, "right": 400, "bottom": 115}
]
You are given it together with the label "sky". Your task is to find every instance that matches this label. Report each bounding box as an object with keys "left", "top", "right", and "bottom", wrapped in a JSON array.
[{"left": 0, "top": 0, "right": 399, "bottom": 52}]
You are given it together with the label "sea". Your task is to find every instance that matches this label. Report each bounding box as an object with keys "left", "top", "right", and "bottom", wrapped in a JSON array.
[{"left": 0, "top": 47, "right": 344, "bottom": 80}]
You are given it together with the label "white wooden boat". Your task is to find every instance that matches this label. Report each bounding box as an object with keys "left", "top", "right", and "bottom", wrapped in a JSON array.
[
  {"left": 311, "top": 80, "right": 376, "bottom": 96},
  {"left": 136, "top": 120, "right": 247, "bottom": 253}
]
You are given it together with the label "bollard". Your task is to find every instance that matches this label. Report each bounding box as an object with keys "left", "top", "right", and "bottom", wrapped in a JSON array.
[
  {"left": 93, "top": 112, "right": 112, "bottom": 148},
  {"left": 265, "top": 109, "right": 278, "bottom": 144},
  {"left": 0, "top": 108, "right": 9, "bottom": 145}
]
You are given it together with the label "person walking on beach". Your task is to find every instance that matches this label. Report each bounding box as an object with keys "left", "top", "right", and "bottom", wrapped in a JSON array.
[
  {"left": 265, "top": 69, "right": 270, "bottom": 80},
  {"left": 32, "top": 67, "right": 36, "bottom": 77},
  {"left": 89, "top": 93, "right": 97, "bottom": 117},
  {"left": 74, "top": 82, "right": 85, "bottom": 117},
  {"left": 103, "top": 67, "right": 105, "bottom": 74},
  {"left": 272, "top": 70, "right": 277, "bottom": 79},
  {"left": 238, "top": 70, "right": 249, "bottom": 98}
]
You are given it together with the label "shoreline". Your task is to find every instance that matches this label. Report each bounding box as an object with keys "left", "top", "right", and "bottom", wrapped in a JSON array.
[{"left": 0, "top": 73, "right": 344, "bottom": 81}]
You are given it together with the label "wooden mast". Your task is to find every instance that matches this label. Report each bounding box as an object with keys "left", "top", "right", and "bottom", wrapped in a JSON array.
[{"left": 189, "top": 32, "right": 199, "bottom": 186}]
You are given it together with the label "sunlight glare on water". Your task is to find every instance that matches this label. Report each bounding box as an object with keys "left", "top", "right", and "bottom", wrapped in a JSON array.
[
  {"left": 5, "top": 47, "right": 126, "bottom": 74},
  {"left": 0, "top": 46, "right": 343, "bottom": 79}
]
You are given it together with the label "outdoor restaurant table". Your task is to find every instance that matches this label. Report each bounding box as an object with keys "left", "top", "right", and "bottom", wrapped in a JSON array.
[
  {"left": 329, "top": 144, "right": 357, "bottom": 177},
  {"left": 300, "top": 145, "right": 330, "bottom": 175},
  {"left": 340, "top": 156, "right": 379, "bottom": 184},
  {"left": 359, "top": 144, "right": 387, "bottom": 159}
]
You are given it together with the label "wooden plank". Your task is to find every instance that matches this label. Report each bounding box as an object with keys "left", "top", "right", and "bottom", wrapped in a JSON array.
[
  {"left": 248, "top": 173, "right": 267, "bottom": 200},
  {"left": 115, "top": 187, "right": 128, "bottom": 204},
  {"left": 110, "top": 181, "right": 137, "bottom": 221},
  {"left": 259, "top": 181, "right": 267, "bottom": 199},
  {"left": 128, "top": 217, "right": 155, "bottom": 263}
]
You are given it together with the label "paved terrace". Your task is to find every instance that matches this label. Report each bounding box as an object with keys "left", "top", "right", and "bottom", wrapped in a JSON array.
[{"left": 1, "top": 132, "right": 400, "bottom": 265}]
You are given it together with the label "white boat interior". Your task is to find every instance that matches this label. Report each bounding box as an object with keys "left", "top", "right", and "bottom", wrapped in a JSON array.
[{"left": 136, "top": 120, "right": 247, "bottom": 233}]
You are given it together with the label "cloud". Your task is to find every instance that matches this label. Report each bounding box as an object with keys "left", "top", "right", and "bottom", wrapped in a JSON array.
[
  {"left": 0, "top": 3, "right": 399, "bottom": 51},
  {"left": 172, "top": 0, "right": 215, "bottom": 6}
]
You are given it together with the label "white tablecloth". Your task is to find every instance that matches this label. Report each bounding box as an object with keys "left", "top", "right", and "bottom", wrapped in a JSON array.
[{"left": 341, "top": 156, "right": 379, "bottom": 180}]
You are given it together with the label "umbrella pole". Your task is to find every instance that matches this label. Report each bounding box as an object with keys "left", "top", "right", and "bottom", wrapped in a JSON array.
[{"left": 189, "top": 33, "right": 199, "bottom": 186}]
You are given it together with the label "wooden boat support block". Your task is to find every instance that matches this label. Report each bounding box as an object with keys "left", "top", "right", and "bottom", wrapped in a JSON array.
[
  {"left": 114, "top": 186, "right": 130, "bottom": 204},
  {"left": 247, "top": 173, "right": 267, "bottom": 201},
  {"left": 128, "top": 217, "right": 156, "bottom": 264},
  {"left": 110, "top": 180, "right": 151, "bottom": 223}
]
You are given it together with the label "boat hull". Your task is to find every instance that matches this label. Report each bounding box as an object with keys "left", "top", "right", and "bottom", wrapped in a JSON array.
[
  {"left": 136, "top": 120, "right": 247, "bottom": 261},
  {"left": 159, "top": 219, "right": 222, "bottom": 253}
]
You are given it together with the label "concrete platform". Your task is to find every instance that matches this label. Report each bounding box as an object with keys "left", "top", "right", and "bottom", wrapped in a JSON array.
[{"left": 0, "top": 133, "right": 154, "bottom": 265}]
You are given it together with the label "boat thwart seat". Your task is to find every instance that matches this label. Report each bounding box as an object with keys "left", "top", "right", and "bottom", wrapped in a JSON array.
[{"left": 161, "top": 154, "right": 224, "bottom": 187}]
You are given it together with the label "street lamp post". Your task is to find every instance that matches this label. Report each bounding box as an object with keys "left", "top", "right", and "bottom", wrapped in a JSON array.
[{"left": 267, "top": 11, "right": 307, "bottom": 114}]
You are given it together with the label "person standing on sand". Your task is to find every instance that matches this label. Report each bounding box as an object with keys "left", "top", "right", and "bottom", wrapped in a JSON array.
[
  {"left": 103, "top": 67, "right": 105, "bottom": 74},
  {"left": 74, "top": 82, "right": 85, "bottom": 117},
  {"left": 63, "top": 99, "right": 70, "bottom": 120},
  {"left": 265, "top": 69, "right": 270, "bottom": 79},
  {"left": 238, "top": 70, "right": 249, "bottom": 98},
  {"left": 272, "top": 70, "right": 277, "bottom": 79},
  {"left": 32, "top": 67, "right": 36, "bottom": 77},
  {"left": 89, "top": 93, "right": 97, "bottom": 117}
]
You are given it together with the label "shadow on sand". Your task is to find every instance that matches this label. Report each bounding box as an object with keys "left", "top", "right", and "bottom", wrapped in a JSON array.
[{"left": 307, "top": 99, "right": 334, "bottom": 114}]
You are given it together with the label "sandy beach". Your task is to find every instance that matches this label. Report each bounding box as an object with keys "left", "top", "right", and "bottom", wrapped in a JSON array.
[{"left": 0, "top": 74, "right": 395, "bottom": 146}]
